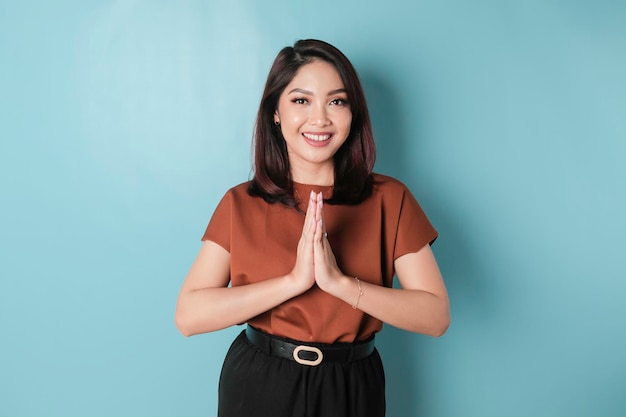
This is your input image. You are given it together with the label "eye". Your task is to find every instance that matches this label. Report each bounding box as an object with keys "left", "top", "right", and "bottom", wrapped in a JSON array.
[
  {"left": 291, "top": 97, "right": 308, "bottom": 104},
  {"left": 330, "top": 98, "right": 348, "bottom": 107}
]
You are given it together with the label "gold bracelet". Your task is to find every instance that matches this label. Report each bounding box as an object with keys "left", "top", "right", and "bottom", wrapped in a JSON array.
[{"left": 352, "top": 277, "right": 364, "bottom": 309}]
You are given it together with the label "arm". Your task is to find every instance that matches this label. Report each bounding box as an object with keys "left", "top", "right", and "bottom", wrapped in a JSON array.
[
  {"left": 318, "top": 244, "right": 450, "bottom": 337},
  {"left": 312, "top": 194, "right": 450, "bottom": 337},
  {"left": 175, "top": 191, "right": 320, "bottom": 337}
]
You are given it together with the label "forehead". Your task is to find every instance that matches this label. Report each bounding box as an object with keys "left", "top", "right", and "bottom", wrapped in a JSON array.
[{"left": 285, "top": 60, "right": 345, "bottom": 91}]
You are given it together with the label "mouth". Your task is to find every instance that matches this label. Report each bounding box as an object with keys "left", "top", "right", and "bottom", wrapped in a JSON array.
[{"left": 302, "top": 132, "right": 332, "bottom": 146}]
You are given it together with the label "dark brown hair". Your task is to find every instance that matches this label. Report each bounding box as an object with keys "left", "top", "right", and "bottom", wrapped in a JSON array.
[{"left": 248, "top": 39, "right": 376, "bottom": 208}]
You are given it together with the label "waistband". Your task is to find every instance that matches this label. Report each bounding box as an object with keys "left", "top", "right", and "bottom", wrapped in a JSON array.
[{"left": 245, "top": 325, "right": 375, "bottom": 366}]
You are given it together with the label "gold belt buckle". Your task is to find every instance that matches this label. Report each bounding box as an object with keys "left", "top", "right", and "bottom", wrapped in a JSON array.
[{"left": 293, "top": 345, "right": 323, "bottom": 366}]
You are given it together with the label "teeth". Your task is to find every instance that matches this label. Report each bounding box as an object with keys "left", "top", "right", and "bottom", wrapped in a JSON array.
[{"left": 303, "top": 133, "right": 331, "bottom": 141}]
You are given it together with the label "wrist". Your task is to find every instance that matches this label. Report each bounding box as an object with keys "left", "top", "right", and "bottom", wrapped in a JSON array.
[
  {"left": 283, "top": 272, "right": 312, "bottom": 295},
  {"left": 350, "top": 277, "right": 364, "bottom": 310},
  {"left": 324, "top": 274, "right": 352, "bottom": 298},
  {"left": 329, "top": 275, "right": 364, "bottom": 308}
]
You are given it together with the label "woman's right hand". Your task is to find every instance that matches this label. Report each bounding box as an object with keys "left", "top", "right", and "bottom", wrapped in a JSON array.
[
  {"left": 287, "top": 190, "right": 317, "bottom": 293},
  {"left": 176, "top": 190, "right": 322, "bottom": 336}
]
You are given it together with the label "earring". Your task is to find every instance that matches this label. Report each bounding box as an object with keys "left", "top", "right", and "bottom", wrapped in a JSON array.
[{"left": 274, "top": 119, "right": 280, "bottom": 126}]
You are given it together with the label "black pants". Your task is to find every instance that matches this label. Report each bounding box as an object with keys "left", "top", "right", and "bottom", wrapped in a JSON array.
[{"left": 218, "top": 330, "right": 386, "bottom": 417}]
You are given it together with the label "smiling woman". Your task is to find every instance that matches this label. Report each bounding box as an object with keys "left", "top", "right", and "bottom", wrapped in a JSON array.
[
  {"left": 274, "top": 60, "right": 353, "bottom": 184},
  {"left": 175, "top": 39, "right": 449, "bottom": 417}
]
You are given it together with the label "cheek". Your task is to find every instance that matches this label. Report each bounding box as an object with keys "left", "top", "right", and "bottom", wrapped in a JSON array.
[
  {"left": 285, "top": 112, "right": 308, "bottom": 126},
  {"left": 340, "top": 115, "right": 353, "bottom": 133}
]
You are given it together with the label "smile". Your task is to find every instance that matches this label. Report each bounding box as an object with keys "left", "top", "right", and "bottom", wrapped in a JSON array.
[{"left": 302, "top": 133, "right": 332, "bottom": 142}]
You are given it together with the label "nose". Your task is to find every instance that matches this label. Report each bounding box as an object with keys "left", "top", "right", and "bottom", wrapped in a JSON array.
[{"left": 309, "top": 103, "right": 330, "bottom": 127}]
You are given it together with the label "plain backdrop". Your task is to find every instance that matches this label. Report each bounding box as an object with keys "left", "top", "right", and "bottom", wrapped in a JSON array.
[{"left": 1, "top": 1, "right": 625, "bottom": 416}]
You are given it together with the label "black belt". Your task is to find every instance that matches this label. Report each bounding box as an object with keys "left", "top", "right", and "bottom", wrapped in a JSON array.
[{"left": 245, "top": 325, "right": 375, "bottom": 366}]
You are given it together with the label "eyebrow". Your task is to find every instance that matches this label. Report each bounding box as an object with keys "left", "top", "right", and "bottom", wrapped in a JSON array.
[{"left": 287, "top": 88, "right": 347, "bottom": 96}]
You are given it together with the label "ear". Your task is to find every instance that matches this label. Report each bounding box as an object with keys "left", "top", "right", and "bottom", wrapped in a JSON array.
[{"left": 273, "top": 111, "right": 280, "bottom": 126}]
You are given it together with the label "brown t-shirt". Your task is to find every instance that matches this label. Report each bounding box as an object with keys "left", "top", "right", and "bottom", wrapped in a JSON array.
[{"left": 202, "top": 173, "right": 437, "bottom": 343}]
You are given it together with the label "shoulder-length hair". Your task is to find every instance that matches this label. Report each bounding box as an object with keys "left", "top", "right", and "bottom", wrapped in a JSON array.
[{"left": 248, "top": 39, "right": 376, "bottom": 209}]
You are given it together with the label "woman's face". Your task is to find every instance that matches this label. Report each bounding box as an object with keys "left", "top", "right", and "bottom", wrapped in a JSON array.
[{"left": 275, "top": 60, "right": 352, "bottom": 180}]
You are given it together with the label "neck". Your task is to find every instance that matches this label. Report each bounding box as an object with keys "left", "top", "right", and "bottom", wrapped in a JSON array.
[{"left": 290, "top": 161, "right": 334, "bottom": 186}]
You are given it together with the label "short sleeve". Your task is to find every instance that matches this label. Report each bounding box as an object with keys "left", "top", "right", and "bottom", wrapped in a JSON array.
[
  {"left": 393, "top": 188, "right": 438, "bottom": 260},
  {"left": 201, "top": 191, "right": 231, "bottom": 252}
]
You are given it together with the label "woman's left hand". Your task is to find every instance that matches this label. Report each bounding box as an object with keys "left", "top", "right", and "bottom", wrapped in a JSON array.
[
  {"left": 311, "top": 192, "right": 345, "bottom": 292},
  {"left": 309, "top": 192, "right": 450, "bottom": 337}
]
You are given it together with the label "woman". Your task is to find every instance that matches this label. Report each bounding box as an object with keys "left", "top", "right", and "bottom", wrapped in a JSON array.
[{"left": 175, "top": 39, "right": 449, "bottom": 417}]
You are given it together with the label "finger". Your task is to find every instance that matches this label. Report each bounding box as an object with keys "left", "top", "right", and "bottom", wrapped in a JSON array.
[
  {"left": 315, "top": 192, "right": 323, "bottom": 225},
  {"left": 301, "top": 190, "right": 316, "bottom": 239},
  {"left": 315, "top": 192, "right": 327, "bottom": 235},
  {"left": 314, "top": 218, "right": 325, "bottom": 245},
  {"left": 306, "top": 207, "right": 317, "bottom": 242}
]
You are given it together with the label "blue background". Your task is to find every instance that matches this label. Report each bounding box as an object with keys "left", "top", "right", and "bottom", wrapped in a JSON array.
[{"left": 1, "top": 1, "right": 625, "bottom": 416}]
